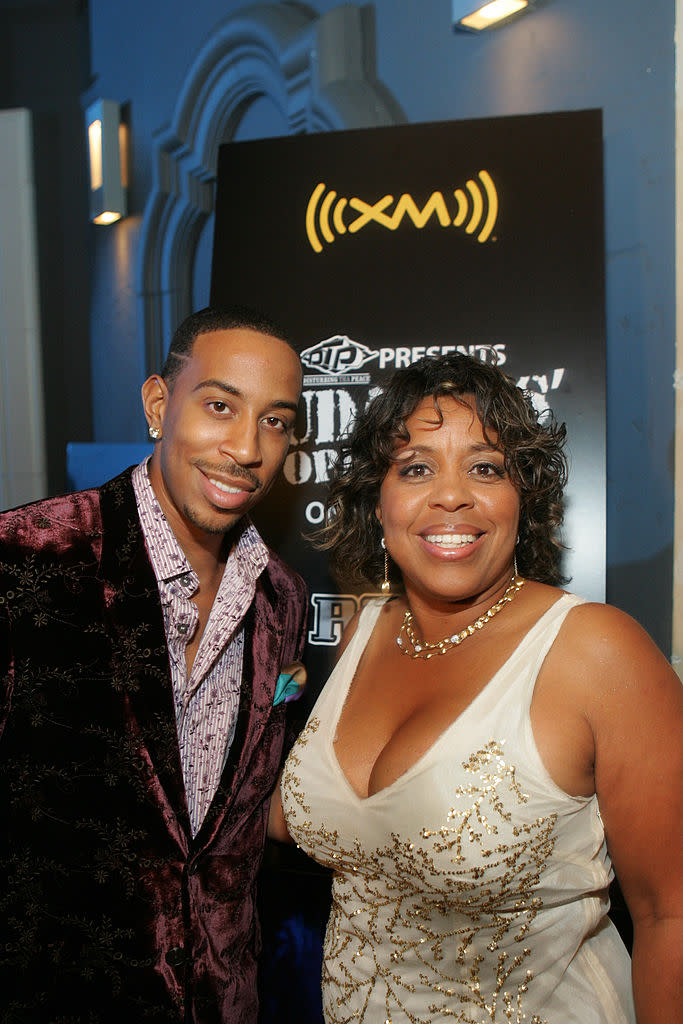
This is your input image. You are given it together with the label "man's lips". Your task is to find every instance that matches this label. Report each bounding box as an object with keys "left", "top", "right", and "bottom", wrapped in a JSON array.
[
  {"left": 194, "top": 461, "right": 260, "bottom": 510},
  {"left": 194, "top": 458, "right": 259, "bottom": 489},
  {"left": 207, "top": 475, "right": 254, "bottom": 496}
]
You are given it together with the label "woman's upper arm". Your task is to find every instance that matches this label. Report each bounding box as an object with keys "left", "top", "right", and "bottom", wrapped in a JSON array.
[
  {"left": 267, "top": 773, "right": 292, "bottom": 842},
  {"left": 568, "top": 604, "right": 683, "bottom": 925}
]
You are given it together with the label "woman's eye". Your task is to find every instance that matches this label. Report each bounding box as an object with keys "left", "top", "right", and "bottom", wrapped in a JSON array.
[
  {"left": 398, "top": 462, "right": 430, "bottom": 478},
  {"left": 209, "top": 401, "right": 229, "bottom": 413},
  {"left": 472, "top": 461, "right": 505, "bottom": 478}
]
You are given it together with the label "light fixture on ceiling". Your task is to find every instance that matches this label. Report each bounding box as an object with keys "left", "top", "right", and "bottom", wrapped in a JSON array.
[
  {"left": 85, "top": 99, "right": 128, "bottom": 225},
  {"left": 452, "top": 0, "right": 533, "bottom": 32}
]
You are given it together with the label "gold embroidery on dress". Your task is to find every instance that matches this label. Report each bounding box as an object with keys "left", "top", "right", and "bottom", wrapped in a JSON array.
[
  {"left": 282, "top": 736, "right": 556, "bottom": 1024},
  {"left": 282, "top": 716, "right": 320, "bottom": 820}
]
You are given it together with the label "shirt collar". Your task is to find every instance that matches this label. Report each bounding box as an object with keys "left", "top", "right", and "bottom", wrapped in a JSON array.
[{"left": 132, "top": 456, "right": 270, "bottom": 586}]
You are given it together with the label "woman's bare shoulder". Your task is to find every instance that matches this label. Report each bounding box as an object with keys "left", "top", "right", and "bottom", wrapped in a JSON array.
[
  {"left": 560, "top": 597, "right": 664, "bottom": 652},
  {"left": 549, "top": 596, "right": 679, "bottom": 702}
]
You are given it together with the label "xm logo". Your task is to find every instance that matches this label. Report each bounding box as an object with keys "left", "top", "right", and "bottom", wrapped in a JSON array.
[
  {"left": 305, "top": 170, "right": 498, "bottom": 253},
  {"left": 301, "top": 335, "right": 379, "bottom": 377}
]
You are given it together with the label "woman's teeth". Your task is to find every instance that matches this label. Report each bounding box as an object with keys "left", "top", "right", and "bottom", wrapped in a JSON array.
[{"left": 424, "top": 533, "right": 477, "bottom": 547}]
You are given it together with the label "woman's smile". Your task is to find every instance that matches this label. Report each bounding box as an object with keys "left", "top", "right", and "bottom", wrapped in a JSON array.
[
  {"left": 376, "top": 393, "right": 520, "bottom": 607},
  {"left": 418, "top": 528, "right": 484, "bottom": 557}
]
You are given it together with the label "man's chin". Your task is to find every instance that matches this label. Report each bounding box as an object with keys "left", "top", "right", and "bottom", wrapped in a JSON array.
[{"left": 182, "top": 503, "right": 242, "bottom": 536}]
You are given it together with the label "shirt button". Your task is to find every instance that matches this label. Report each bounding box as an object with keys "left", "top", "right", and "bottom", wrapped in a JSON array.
[
  {"left": 179, "top": 573, "right": 193, "bottom": 587},
  {"left": 165, "top": 946, "right": 187, "bottom": 967},
  {"left": 177, "top": 622, "right": 189, "bottom": 635}
]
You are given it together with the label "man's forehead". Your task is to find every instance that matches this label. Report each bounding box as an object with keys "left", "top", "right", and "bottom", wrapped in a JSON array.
[
  {"left": 193, "top": 326, "right": 296, "bottom": 356},
  {"left": 168, "top": 329, "right": 302, "bottom": 404},
  {"left": 178, "top": 328, "right": 300, "bottom": 375}
]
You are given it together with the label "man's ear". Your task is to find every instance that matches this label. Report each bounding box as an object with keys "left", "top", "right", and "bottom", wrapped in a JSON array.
[{"left": 141, "top": 375, "right": 168, "bottom": 436}]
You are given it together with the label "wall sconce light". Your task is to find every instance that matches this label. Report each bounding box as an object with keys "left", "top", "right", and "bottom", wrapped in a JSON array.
[
  {"left": 85, "top": 99, "right": 128, "bottom": 224},
  {"left": 452, "top": 0, "right": 533, "bottom": 32}
]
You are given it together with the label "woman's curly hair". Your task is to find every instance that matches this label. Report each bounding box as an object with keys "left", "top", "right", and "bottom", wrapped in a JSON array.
[{"left": 312, "top": 352, "right": 568, "bottom": 588}]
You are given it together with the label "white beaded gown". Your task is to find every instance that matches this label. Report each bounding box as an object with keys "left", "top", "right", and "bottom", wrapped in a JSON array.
[{"left": 281, "top": 594, "right": 636, "bottom": 1024}]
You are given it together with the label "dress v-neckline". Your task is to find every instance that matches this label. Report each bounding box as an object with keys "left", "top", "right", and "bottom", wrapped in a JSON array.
[{"left": 329, "top": 593, "right": 570, "bottom": 804}]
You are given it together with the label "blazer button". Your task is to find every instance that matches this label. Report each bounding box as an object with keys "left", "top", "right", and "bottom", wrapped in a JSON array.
[{"left": 165, "top": 946, "right": 187, "bottom": 967}]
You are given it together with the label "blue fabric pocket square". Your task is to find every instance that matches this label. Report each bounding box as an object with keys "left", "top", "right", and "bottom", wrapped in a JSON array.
[{"left": 273, "top": 662, "right": 306, "bottom": 706}]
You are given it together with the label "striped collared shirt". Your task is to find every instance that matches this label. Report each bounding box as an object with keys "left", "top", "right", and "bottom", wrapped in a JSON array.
[{"left": 132, "top": 458, "right": 269, "bottom": 837}]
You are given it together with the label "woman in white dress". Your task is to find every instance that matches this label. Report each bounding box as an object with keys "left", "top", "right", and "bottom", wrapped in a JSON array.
[{"left": 269, "top": 353, "right": 683, "bottom": 1024}]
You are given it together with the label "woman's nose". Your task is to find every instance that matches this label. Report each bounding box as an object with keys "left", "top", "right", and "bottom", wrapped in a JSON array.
[{"left": 428, "top": 471, "right": 473, "bottom": 510}]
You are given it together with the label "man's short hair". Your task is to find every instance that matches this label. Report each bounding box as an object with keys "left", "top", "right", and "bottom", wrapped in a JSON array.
[{"left": 161, "top": 305, "right": 295, "bottom": 386}]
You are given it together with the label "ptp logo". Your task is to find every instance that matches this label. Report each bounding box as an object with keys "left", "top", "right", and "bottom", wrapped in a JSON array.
[
  {"left": 300, "top": 336, "right": 379, "bottom": 376},
  {"left": 305, "top": 171, "right": 499, "bottom": 253}
]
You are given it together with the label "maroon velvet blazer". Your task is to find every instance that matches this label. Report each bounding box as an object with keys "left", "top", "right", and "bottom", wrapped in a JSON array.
[{"left": 0, "top": 468, "right": 308, "bottom": 1023}]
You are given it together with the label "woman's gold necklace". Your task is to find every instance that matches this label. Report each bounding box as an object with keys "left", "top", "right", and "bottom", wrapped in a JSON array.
[{"left": 396, "top": 575, "right": 525, "bottom": 660}]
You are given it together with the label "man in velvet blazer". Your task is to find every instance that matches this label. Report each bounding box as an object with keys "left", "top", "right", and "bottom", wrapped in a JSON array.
[{"left": 0, "top": 308, "right": 308, "bottom": 1023}]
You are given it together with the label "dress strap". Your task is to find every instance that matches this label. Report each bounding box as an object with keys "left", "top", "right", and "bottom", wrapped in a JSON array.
[
  {"left": 513, "top": 591, "right": 587, "bottom": 709},
  {"left": 310, "top": 597, "right": 387, "bottom": 721}
]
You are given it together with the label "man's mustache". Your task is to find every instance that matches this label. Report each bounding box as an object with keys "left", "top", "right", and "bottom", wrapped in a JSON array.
[{"left": 193, "top": 458, "right": 261, "bottom": 492}]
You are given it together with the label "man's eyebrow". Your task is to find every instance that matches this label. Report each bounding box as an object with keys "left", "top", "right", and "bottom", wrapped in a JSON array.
[
  {"left": 193, "top": 378, "right": 240, "bottom": 397},
  {"left": 193, "top": 379, "right": 299, "bottom": 415}
]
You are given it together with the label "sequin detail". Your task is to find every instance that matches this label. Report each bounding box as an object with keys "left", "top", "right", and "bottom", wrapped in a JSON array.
[{"left": 283, "top": 735, "right": 555, "bottom": 1023}]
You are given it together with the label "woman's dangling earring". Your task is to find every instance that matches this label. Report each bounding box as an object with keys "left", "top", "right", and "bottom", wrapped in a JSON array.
[
  {"left": 513, "top": 535, "right": 520, "bottom": 578},
  {"left": 380, "top": 537, "right": 391, "bottom": 593}
]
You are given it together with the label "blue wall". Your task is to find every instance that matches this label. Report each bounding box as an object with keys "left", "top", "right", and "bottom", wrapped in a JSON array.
[
  {"left": 86, "top": 0, "right": 675, "bottom": 650},
  {"left": 0, "top": 1, "right": 93, "bottom": 497}
]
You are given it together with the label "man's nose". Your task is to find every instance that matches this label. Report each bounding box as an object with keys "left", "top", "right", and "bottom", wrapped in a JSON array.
[{"left": 218, "top": 417, "right": 262, "bottom": 465}]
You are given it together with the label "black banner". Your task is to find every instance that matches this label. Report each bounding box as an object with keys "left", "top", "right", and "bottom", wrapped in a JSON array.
[{"left": 211, "top": 110, "right": 606, "bottom": 697}]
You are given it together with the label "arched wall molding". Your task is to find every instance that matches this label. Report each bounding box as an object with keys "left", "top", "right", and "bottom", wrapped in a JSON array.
[{"left": 137, "top": 1, "right": 404, "bottom": 377}]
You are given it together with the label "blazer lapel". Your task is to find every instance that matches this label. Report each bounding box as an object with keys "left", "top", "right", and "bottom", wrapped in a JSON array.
[
  {"left": 197, "top": 582, "right": 283, "bottom": 848},
  {"left": 97, "top": 471, "right": 191, "bottom": 842}
]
